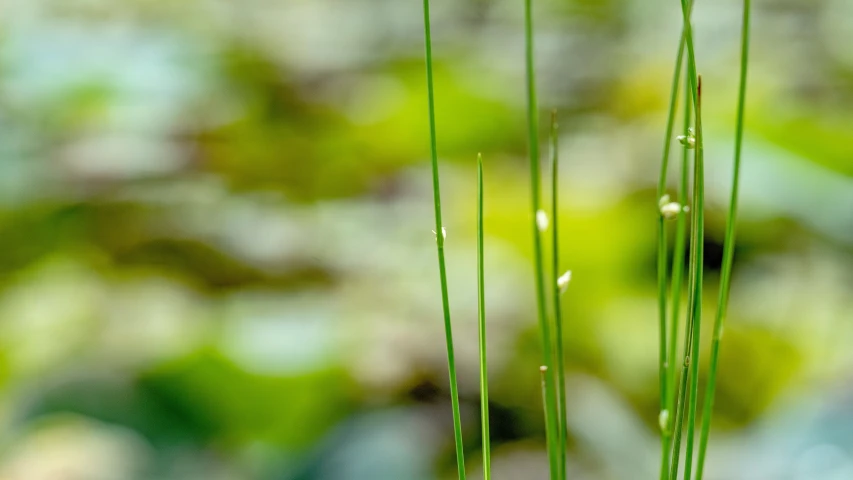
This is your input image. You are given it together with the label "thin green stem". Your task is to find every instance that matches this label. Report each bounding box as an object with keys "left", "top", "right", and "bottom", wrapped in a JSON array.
[
  {"left": 656, "top": 31, "right": 685, "bottom": 480},
  {"left": 540, "top": 365, "right": 557, "bottom": 477},
  {"left": 659, "top": 7, "right": 697, "bottom": 477},
  {"left": 669, "top": 76, "right": 704, "bottom": 480},
  {"left": 421, "top": 2, "right": 466, "bottom": 478},
  {"left": 695, "top": 2, "right": 751, "bottom": 478},
  {"left": 524, "top": 1, "right": 559, "bottom": 478},
  {"left": 477, "top": 154, "right": 491, "bottom": 480},
  {"left": 668, "top": 72, "right": 693, "bottom": 415},
  {"left": 664, "top": 66, "right": 693, "bottom": 480},
  {"left": 679, "top": 0, "right": 700, "bottom": 111},
  {"left": 550, "top": 111, "right": 568, "bottom": 480}
]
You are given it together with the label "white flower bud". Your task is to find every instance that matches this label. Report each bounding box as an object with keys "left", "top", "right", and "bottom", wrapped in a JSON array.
[
  {"left": 659, "top": 409, "right": 670, "bottom": 432},
  {"left": 432, "top": 227, "right": 447, "bottom": 241},
  {"left": 677, "top": 133, "right": 696, "bottom": 149},
  {"left": 557, "top": 270, "right": 572, "bottom": 294},
  {"left": 536, "top": 210, "right": 549, "bottom": 232},
  {"left": 660, "top": 202, "right": 682, "bottom": 220}
]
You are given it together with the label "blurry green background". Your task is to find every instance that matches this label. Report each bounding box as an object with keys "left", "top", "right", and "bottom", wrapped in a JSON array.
[{"left": 0, "top": 0, "right": 851, "bottom": 479}]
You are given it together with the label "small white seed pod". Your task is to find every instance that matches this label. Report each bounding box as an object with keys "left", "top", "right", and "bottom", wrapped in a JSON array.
[
  {"left": 536, "top": 210, "right": 549, "bottom": 232},
  {"left": 677, "top": 134, "right": 696, "bottom": 149},
  {"left": 659, "top": 409, "right": 670, "bottom": 432},
  {"left": 557, "top": 270, "right": 572, "bottom": 294},
  {"left": 660, "top": 202, "right": 682, "bottom": 220}
]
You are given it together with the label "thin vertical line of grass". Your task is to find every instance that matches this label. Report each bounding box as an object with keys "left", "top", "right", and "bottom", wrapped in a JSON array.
[
  {"left": 524, "top": 1, "right": 560, "bottom": 477},
  {"left": 477, "top": 154, "right": 491, "bottom": 480},
  {"left": 667, "top": 0, "right": 696, "bottom": 414},
  {"left": 679, "top": 0, "right": 700, "bottom": 109},
  {"left": 539, "top": 365, "right": 557, "bottom": 475},
  {"left": 550, "top": 111, "right": 568, "bottom": 480},
  {"left": 668, "top": 75, "right": 693, "bottom": 408},
  {"left": 668, "top": 76, "right": 704, "bottom": 480},
  {"left": 681, "top": 76, "right": 706, "bottom": 480},
  {"left": 695, "top": 2, "right": 751, "bottom": 478},
  {"left": 421, "top": 2, "right": 466, "bottom": 478},
  {"left": 655, "top": 31, "right": 685, "bottom": 480},
  {"left": 666, "top": 66, "right": 693, "bottom": 436}
]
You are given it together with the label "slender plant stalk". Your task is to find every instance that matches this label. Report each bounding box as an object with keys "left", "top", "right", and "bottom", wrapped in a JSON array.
[
  {"left": 665, "top": 70, "right": 693, "bottom": 478},
  {"left": 421, "top": 2, "right": 466, "bottom": 478},
  {"left": 477, "top": 154, "right": 491, "bottom": 480},
  {"left": 658, "top": 6, "right": 697, "bottom": 478},
  {"left": 695, "top": 2, "right": 751, "bottom": 478},
  {"left": 679, "top": 0, "right": 700, "bottom": 110},
  {"left": 669, "top": 76, "right": 704, "bottom": 480},
  {"left": 656, "top": 30, "right": 685, "bottom": 480},
  {"left": 668, "top": 75, "right": 693, "bottom": 412},
  {"left": 524, "top": 1, "right": 560, "bottom": 478},
  {"left": 539, "top": 365, "right": 557, "bottom": 474},
  {"left": 550, "top": 111, "right": 568, "bottom": 480},
  {"left": 682, "top": 77, "right": 707, "bottom": 480}
]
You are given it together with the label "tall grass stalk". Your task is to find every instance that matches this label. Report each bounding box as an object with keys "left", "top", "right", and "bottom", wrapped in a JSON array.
[
  {"left": 539, "top": 365, "right": 558, "bottom": 476},
  {"left": 669, "top": 75, "right": 704, "bottom": 480},
  {"left": 550, "top": 112, "right": 568, "bottom": 480},
  {"left": 695, "top": 1, "right": 752, "bottom": 477},
  {"left": 524, "top": 1, "right": 560, "bottom": 478},
  {"left": 658, "top": 7, "right": 696, "bottom": 479},
  {"left": 668, "top": 77, "right": 693, "bottom": 414},
  {"left": 663, "top": 69, "right": 693, "bottom": 480},
  {"left": 477, "top": 154, "right": 492, "bottom": 480},
  {"left": 421, "top": 1, "right": 466, "bottom": 478},
  {"left": 656, "top": 31, "right": 685, "bottom": 480},
  {"left": 677, "top": 5, "right": 703, "bottom": 477}
]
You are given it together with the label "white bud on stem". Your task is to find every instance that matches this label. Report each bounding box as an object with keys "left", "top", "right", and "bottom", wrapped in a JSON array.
[
  {"left": 659, "top": 194, "right": 682, "bottom": 220},
  {"left": 536, "top": 210, "right": 549, "bottom": 232},
  {"left": 677, "top": 133, "right": 696, "bottom": 149},
  {"left": 557, "top": 270, "right": 572, "bottom": 294},
  {"left": 432, "top": 227, "right": 447, "bottom": 241},
  {"left": 660, "top": 202, "right": 682, "bottom": 220}
]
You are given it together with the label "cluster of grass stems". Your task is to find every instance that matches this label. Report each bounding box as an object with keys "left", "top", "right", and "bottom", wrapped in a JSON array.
[{"left": 420, "top": 0, "right": 750, "bottom": 478}]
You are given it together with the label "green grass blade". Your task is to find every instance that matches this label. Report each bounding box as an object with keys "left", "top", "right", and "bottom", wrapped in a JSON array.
[
  {"left": 477, "top": 154, "right": 491, "bottom": 480},
  {"left": 695, "top": 1, "right": 751, "bottom": 478},
  {"left": 669, "top": 76, "right": 704, "bottom": 480},
  {"left": 421, "top": 1, "right": 466, "bottom": 478},
  {"left": 679, "top": 0, "right": 700, "bottom": 110},
  {"left": 550, "top": 111, "right": 568, "bottom": 480},
  {"left": 663, "top": 64, "right": 693, "bottom": 480},
  {"left": 656, "top": 30, "right": 685, "bottom": 480},
  {"left": 524, "top": 0, "right": 558, "bottom": 480},
  {"left": 681, "top": 77, "right": 706, "bottom": 480},
  {"left": 524, "top": 1, "right": 559, "bottom": 477},
  {"left": 668, "top": 71, "right": 693, "bottom": 415},
  {"left": 539, "top": 365, "right": 557, "bottom": 477}
]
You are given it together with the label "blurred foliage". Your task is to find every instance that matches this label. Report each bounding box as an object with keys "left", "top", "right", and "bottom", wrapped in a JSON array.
[{"left": 0, "top": 0, "right": 850, "bottom": 479}]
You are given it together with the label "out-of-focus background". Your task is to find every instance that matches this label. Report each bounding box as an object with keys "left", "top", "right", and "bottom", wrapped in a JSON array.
[{"left": 0, "top": 0, "right": 851, "bottom": 479}]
